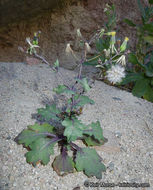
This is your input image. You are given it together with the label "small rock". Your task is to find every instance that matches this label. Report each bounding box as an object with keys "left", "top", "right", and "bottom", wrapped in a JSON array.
[
  {"left": 13, "top": 182, "right": 17, "bottom": 187},
  {"left": 120, "top": 146, "right": 127, "bottom": 152},
  {"left": 108, "top": 162, "right": 114, "bottom": 171},
  {"left": 9, "top": 175, "right": 15, "bottom": 182},
  {"left": 73, "top": 186, "right": 80, "bottom": 190},
  {"left": 112, "top": 97, "right": 122, "bottom": 101},
  {"left": 6, "top": 136, "right": 11, "bottom": 140},
  {"left": 115, "top": 132, "right": 122, "bottom": 138}
]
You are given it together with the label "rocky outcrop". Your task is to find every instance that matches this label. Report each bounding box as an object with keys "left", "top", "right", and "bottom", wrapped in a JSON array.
[
  {"left": 0, "top": 0, "right": 142, "bottom": 70},
  {"left": 0, "top": 0, "right": 69, "bottom": 27}
]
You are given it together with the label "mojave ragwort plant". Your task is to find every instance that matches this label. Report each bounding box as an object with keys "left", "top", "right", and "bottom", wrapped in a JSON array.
[{"left": 15, "top": 31, "right": 108, "bottom": 179}]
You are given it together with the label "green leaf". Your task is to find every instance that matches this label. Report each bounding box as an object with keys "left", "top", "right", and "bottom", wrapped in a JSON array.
[
  {"left": 145, "top": 69, "right": 153, "bottom": 77},
  {"left": 128, "top": 53, "right": 139, "bottom": 64},
  {"left": 53, "top": 85, "right": 75, "bottom": 95},
  {"left": 144, "top": 85, "right": 153, "bottom": 102},
  {"left": 83, "top": 136, "right": 108, "bottom": 146},
  {"left": 132, "top": 79, "right": 150, "bottom": 97},
  {"left": 62, "top": 118, "right": 86, "bottom": 142},
  {"left": 53, "top": 59, "right": 60, "bottom": 71},
  {"left": 77, "top": 78, "right": 90, "bottom": 92},
  {"left": 128, "top": 53, "right": 146, "bottom": 69},
  {"left": 83, "top": 121, "right": 104, "bottom": 141},
  {"left": 53, "top": 85, "right": 66, "bottom": 94},
  {"left": 28, "top": 123, "right": 54, "bottom": 133},
  {"left": 75, "top": 95, "right": 95, "bottom": 107},
  {"left": 14, "top": 123, "right": 55, "bottom": 147},
  {"left": 52, "top": 154, "right": 74, "bottom": 176},
  {"left": 124, "top": 19, "right": 136, "bottom": 27},
  {"left": 149, "top": 0, "right": 153, "bottom": 4},
  {"left": 83, "top": 60, "right": 98, "bottom": 66},
  {"left": 151, "top": 78, "right": 153, "bottom": 86},
  {"left": 143, "top": 24, "right": 153, "bottom": 33},
  {"left": 75, "top": 147, "right": 106, "bottom": 179},
  {"left": 54, "top": 59, "right": 59, "bottom": 67},
  {"left": 143, "top": 35, "right": 153, "bottom": 44},
  {"left": 26, "top": 137, "right": 56, "bottom": 166},
  {"left": 121, "top": 73, "right": 144, "bottom": 85},
  {"left": 67, "top": 95, "right": 94, "bottom": 112},
  {"left": 37, "top": 104, "right": 61, "bottom": 121}
]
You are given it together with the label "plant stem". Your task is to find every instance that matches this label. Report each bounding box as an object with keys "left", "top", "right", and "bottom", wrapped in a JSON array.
[
  {"left": 34, "top": 53, "right": 50, "bottom": 66},
  {"left": 43, "top": 132, "right": 57, "bottom": 138},
  {"left": 78, "top": 60, "right": 83, "bottom": 79},
  {"left": 69, "top": 142, "right": 82, "bottom": 151},
  {"left": 61, "top": 146, "right": 67, "bottom": 158},
  {"left": 86, "top": 52, "right": 104, "bottom": 63}
]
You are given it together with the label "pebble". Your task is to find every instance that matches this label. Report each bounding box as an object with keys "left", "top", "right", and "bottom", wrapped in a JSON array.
[
  {"left": 115, "top": 132, "right": 122, "bottom": 138},
  {"left": 108, "top": 162, "right": 115, "bottom": 171}
]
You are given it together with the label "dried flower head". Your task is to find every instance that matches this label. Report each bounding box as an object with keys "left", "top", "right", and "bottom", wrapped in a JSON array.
[
  {"left": 77, "top": 28, "right": 82, "bottom": 38},
  {"left": 65, "top": 43, "right": 73, "bottom": 55},
  {"left": 104, "top": 49, "right": 110, "bottom": 58},
  {"left": 26, "top": 37, "right": 39, "bottom": 48},
  {"left": 85, "top": 42, "right": 91, "bottom": 52},
  {"left": 106, "top": 64, "right": 125, "bottom": 84},
  {"left": 98, "top": 58, "right": 102, "bottom": 65},
  {"left": 116, "top": 55, "right": 126, "bottom": 66}
]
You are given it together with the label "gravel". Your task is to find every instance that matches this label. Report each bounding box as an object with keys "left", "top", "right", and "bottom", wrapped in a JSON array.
[{"left": 0, "top": 62, "right": 153, "bottom": 190}]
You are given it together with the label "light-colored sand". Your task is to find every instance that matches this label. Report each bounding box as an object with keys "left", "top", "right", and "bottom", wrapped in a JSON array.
[{"left": 0, "top": 62, "right": 153, "bottom": 190}]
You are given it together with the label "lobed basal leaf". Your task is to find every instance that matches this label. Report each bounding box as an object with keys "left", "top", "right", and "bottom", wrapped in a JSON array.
[
  {"left": 52, "top": 154, "right": 74, "bottom": 176},
  {"left": 62, "top": 117, "right": 86, "bottom": 142},
  {"left": 26, "top": 137, "right": 57, "bottom": 166},
  {"left": 83, "top": 136, "right": 108, "bottom": 146},
  {"left": 75, "top": 147, "right": 106, "bottom": 179},
  {"left": 14, "top": 123, "right": 56, "bottom": 147},
  {"left": 15, "top": 129, "right": 47, "bottom": 147},
  {"left": 83, "top": 121, "right": 105, "bottom": 141},
  {"left": 28, "top": 123, "right": 54, "bottom": 133}
]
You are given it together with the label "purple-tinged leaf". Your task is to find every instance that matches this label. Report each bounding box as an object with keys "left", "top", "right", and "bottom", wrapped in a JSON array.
[
  {"left": 26, "top": 137, "right": 59, "bottom": 166},
  {"left": 52, "top": 150, "right": 74, "bottom": 176}
]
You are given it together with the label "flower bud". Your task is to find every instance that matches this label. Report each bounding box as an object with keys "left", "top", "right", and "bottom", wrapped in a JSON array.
[
  {"left": 120, "top": 37, "right": 129, "bottom": 52},
  {"left": 107, "top": 31, "right": 116, "bottom": 36}
]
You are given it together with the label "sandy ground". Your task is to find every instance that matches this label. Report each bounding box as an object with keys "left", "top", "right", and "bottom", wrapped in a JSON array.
[{"left": 0, "top": 62, "right": 153, "bottom": 190}]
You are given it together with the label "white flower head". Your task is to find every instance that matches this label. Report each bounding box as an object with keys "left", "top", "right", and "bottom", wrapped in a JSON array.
[
  {"left": 106, "top": 64, "right": 125, "bottom": 84},
  {"left": 65, "top": 43, "right": 73, "bottom": 55},
  {"left": 85, "top": 42, "right": 91, "bottom": 52},
  {"left": 116, "top": 55, "right": 126, "bottom": 66}
]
